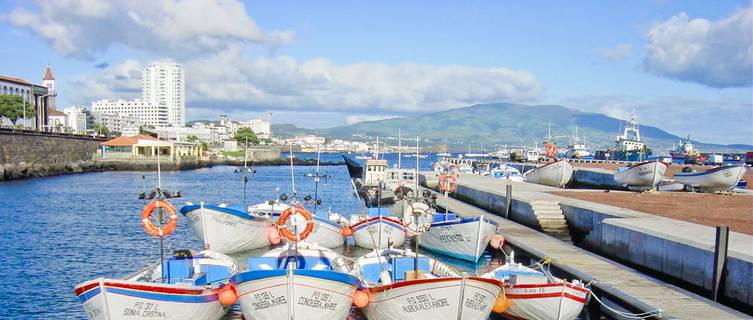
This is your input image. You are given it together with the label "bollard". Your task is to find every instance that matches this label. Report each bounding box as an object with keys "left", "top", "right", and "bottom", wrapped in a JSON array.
[
  {"left": 505, "top": 184, "right": 512, "bottom": 219},
  {"left": 711, "top": 226, "right": 729, "bottom": 301}
]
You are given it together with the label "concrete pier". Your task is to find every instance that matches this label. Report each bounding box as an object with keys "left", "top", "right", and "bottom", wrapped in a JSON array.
[{"left": 420, "top": 171, "right": 753, "bottom": 315}]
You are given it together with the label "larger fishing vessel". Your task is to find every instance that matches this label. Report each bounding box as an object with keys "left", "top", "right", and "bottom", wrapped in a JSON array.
[{"left": 611, "top": 112, "right": 652, "bottom": 161}]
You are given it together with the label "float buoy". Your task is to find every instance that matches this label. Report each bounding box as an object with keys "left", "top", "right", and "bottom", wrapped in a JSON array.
[
  {"left": 492, "top": 291, "right": 510, "bottom": 313},
  {"left": 140, "top": 200, "right": 178, "bottom": 237},
  {"left": 353, "top": 289, "right": 370, "bottom": 308},
  {"left": 438, "top": 174, "right": 458, "bottom": 193},
  {"left": 490, "top": 234, "right": 505, "bottom": 249},
  {"left": 277, "top": 206, "right": 315, "bottom": 242},
  {"left": 267, "top": 226, "right": 282, "bottom": 245},
  {"left": 544, "top": 144, "right": 558, "bottom": 158},
  {"left": 340, "top": 226, "right": 353, "bottom": 237},
  {"left": 218, "top": 284, "right": 237, "bottom": 305}
]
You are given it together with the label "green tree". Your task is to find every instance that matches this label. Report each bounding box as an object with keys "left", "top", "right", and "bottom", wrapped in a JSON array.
[
  {"left": 0, "top": 94, "right": 35, "bottom": 125},
  {"left": 186, "top": 135, "right": 199, "bottom": 142},
  {"left": 92, "top": 122, "right": 110, "bottom": 136},
  {"left": 200, "top": 142, "right": 209, "bottom": 151},
  {"left": 234, "top": 127, "right": 259, "bottom": 145}
]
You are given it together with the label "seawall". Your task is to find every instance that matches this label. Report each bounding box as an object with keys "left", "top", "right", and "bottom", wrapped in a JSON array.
[{"left": 0, "top": 129, "right": 104, "bottom": 165}]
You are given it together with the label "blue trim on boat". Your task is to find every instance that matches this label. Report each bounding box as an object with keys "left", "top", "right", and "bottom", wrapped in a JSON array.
[
  {"left": 270, "top": 213, "right": 341, "bottom": 228},
  {"left": 106, "top": 287, "right": 218, "bottom": 303},
  {"left": 231, "top": 269, "right": 360, "bottom": 287},
  {"left": 179, "top": 204, "right": 259, "bottom": 221},
  {"left": 418, "top": 245, "right": 479, "bottom": 262},
  {"left": 674, "top": 165, "right": 743, "bottom": 177},
  {"left": 77, "top": 287, "right": 101, "bottom": 302},
  {"left": 351, "top": 218, "right": 404, "bottom": 232},
  {"left": 430, "top": 216, "right": 498, "bottom": 228}
]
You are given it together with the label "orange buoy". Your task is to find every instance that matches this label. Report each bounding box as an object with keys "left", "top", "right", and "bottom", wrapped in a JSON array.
[
  {"left": 544, "top": 143, "right": 558, "bottom": 158},
  {"left": 352, "top": 289, "right": 369, "bottom": 308},
  {"left": 140, "top": 200, "right": 178, "bottom": 237},
  {"left": 277, "top": 206, "right": 315, "bottom": 242},
  {"left": 490, "top": 234, "right": 505, "bottom": 249},
  {"left": 341, "top": 226, "right": 353, "bottom": 237},
  {"left": 218, "top": 285, "right": 237, "bottom": 305},
  {"left": 438, "top": 174, "right": 458, "bottom": 192},
  {"left": 492, "top": 292, "right": 510, "bottom": 313},
  {"left": 268, "top": 226, "right": 282, "bottom": 245}
]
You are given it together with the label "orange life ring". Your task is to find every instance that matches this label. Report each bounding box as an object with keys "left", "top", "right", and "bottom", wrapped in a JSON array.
[
  {"left": 277, "top": 206, "right": 315, "bottom": 242},
  {"left": 544, "top": 144, "right": 558, "bottom": 158},
  {"left": 141, "top": 200, "right": 178, "bottom": 237},
  {"left": 438, "top": 174, "right": 458, "bottom": 192}
]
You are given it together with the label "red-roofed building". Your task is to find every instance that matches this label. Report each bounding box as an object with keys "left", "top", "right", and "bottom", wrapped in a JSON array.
[{"left": 100, "top": 134, "right": 200, "bottom": 160}]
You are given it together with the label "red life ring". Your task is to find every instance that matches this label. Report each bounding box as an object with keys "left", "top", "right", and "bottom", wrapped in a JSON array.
[
  {"left": 438, "top": 174, "right": 458, "bottom": 192},
  {"left": 277, "top": 206, "right": 315, "bottom": 242},
  {"left": 544, "top": 144, "right": 558, "bottom": 158},
  {"left": 141, "top": 200, "right": 178, "bottom": 237}
]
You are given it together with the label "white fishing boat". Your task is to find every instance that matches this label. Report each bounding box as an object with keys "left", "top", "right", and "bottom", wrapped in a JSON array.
[
  {"left": 673, "top": 164, "right": 748, "bottom": 192},
  {"left": 420, "top": 213, "right": 498, "bottom": 262},
  {"left": 613, "top": 160, "right": 667, "bottom": 190},
  {"left": 231, "top": 242, "right": 363, "bottom": 320},
  {"left": 250, "top": 200, "right": 347, "bottom": 248},
  {"left": 349, "top": 207, "right": 407, "bottom": 249},
  {"left": 524, "top": 159, "right": 574, "bottom": 188},
  {"left": 484, "top": 254, "right": 588, "bottom": 320},
  {"left": 355, "top": 248, "right": 504, "bottom": 320},
  {"left": 75, "top": 250, "right": 238, "bottom": 320},
  {"left": 490, "top": 164, "right": 525, "bottom": 182},
  {"left": 180, "top": 203, "right": 276, "bottom": 254}
]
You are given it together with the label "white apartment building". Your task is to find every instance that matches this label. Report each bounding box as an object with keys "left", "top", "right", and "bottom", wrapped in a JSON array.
[
  {"left": 91, "top": 99, "right": 168, "bottom": 126},
  {"left": 62, "top": 106, "right": 90, "bottom": 134},
  {"left": 240, "top": 118, "right": 271, "bottom": 139},
  {"left": 143, "top": 62, "right": 185, "bottom": 126},
  {"left": 154, "top": 125, "right": 221, "bottom": 144},
  {"left": 92, "top": 112, "right": 142, "bottom": 135}
]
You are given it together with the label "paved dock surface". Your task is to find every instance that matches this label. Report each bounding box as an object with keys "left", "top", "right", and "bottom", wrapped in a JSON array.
[{"left": 421, "top": 185, "right": 749, "bottom": 319}]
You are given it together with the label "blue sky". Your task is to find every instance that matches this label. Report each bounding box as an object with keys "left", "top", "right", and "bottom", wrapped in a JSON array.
[{"left": 0, "top": 0, "right": 751, "bottom": 144}]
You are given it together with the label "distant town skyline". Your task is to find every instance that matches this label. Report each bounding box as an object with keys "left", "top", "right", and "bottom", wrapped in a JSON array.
[{"left": 0, "top": 0, "right": 750, "bottom": 144}]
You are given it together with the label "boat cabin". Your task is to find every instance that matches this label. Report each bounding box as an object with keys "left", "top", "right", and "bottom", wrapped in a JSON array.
[
  {"left": 248, "top": 253, "right": 334, "bottom": 271},
  {"left": 360, "top": 254, "right": 432, "bottom": 284},
  {"left": 159, "top": 251, "right": 233, "bottom": 286},
  {"left": 364, "top": 159, "right": 388, "bottom": 186}
]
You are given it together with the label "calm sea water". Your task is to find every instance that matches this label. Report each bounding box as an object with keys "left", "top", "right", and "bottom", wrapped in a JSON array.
[{"left": 0, "top": 152, "right": 509, "bottom": 319}]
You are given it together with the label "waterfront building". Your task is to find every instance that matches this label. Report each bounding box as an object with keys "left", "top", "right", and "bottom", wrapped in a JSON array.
[
  {"left": 154, "top": 124, "right": 221, "bottom": 144},
  {"left": 143, "top": 62, "right": 185, "bottom": 126},
  {"left": 91, "top": 99, "right": 167, "bottom": 127},
  {"left": 62, "top": 106, "right": 90, "bottom": 134},
  {"left": 0, "top": 68, "right": 54, "bottom": 130},
  {"left": 240, "top": 118, "right": 271, "bottom": 139},
  {"left": 92, "top": 112, "right": 142, "bottom": 135},
  {"left": 100, "top": 134, "right": 201, "bottom": 160},
  {"left": 47, "top": 108, "right": 67, "bottom": 132}
]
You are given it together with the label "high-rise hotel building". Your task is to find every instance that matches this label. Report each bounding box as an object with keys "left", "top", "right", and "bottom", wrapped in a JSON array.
[{"left": 92, "top": 62, "right": 185, "bottom": 127}]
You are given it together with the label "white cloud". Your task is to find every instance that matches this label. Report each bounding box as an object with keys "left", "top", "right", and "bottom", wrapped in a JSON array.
[
  {"left": 345, "top": 114, "right": 401, "bottom": 125},
  {"left": 3, "top": 0, "right": 293, "bottom": 59},
  {"left": 643, "top": 4, "right": 753, "bottom": 87},
  {"left": 65, "top": 59, "right": 144, "bottom": 105},
  {"left": 593, "top": 43, "right": 632, "bottom": 62}
]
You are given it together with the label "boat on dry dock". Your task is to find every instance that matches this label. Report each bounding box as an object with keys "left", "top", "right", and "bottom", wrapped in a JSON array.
[
  {"left": 484, "top": 253, "right": 588, "bottom": 320},
  {"left": 231, "top": 242, "right": 363, "bottom": 320},
  {"left": 673, "top": 164, "right": 748, "bottom": 192},
  {"left": 523, "top": 159, "right": 574, "bottom": 188},
  {"left": 613, "top": 159, "right": 667, "bottom": 190},
  {"left": 355, "top": 248, "right": 504, "bottom": 320}
]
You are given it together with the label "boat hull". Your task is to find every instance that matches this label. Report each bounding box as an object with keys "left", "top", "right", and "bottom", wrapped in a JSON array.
[
  {"left": 613, "top": 160, "right": 667, "bottom": 190},
  {"left": 419, "top": 217, "right": 497, "bottom": 262},
  {"left": 504, "top": 282, "right": 588, "bottom": 320},
  {"left": 306, "top": 217, "right": 346, "bottom": 248},
  {"left": 674, "top": 165, "right": 747, "bottom": 192},
  {"left": 183, "top": 206, "right": 273, "bottom": 254},
  {"left": 74, "top": 278, "right": 226, "bottom": 320},
  {"left": 351, "top": 216, "right": 406, "bottom": 249},
  {"left": 524, "top": 160, "right": 574, "bottom": 188},
  {"left": 363, "top": 277, "right": 502, "bottom": 320},
  {"left": 232, "top": 269, "right": 358, "bottom": 320}
]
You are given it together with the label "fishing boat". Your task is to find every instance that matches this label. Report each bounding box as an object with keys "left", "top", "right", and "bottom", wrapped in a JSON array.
[
  {"left": 484, "top": 253, "right": 588, "bottom": 320},
  {"left": 437, "top": 152, "right": 452, "bottom": 157},
  {"left": 180, "top": 203, "right": 277, "bottom": 254},
  {"left": 420, "top": 212, "right": 498, "bottom": 262},
  {"left": 75, "top": 250, "right": 238, "bottom": 320},
  {"left": 490, "top": 164, "right": 525, "bottom": 182},
  {"left": 669, "top": 135, "right": 702, "bottom": 164},
  {"left": 611, "top": 112, "right": 652, "bottom": 161},
  {"left": 349, "top": 207, "right": 407, "bottom": 249},
  {"left": 524, "top": 159, "right": 574, "bottom": 188},
  {"left": 673, "top": 164, "right": 748, "bottom": 192},
  {"left": 248, "top": 200, "right": 347, "bottom": 248},
  {"left": 613, "top": 160, "right": 667, "bottom": 190},
  {"left": 565, "top": 127, "right": 591, "bottom": 159},
  {"left": 355, "top": 248, "right": 504, "bottom": 320},
  {"left": 231, "top": 242, "right": 363, "bottom": 320}
]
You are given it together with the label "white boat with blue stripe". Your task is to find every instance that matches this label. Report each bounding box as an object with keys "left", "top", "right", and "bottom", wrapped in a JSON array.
[
  {"left": 231, "top": 243, "right": 362, "bottom": 320},
  {"left": 420, "top": 213, "right": 498, "bottom": 262},
  {"left": 180, "top": 203, "right": 276, "bottom": 254},
  {"left": 673, "top": 164, "right": 748, "bottom": 192},
  {"left": 355, "top": 248, "right": 503, "bottom": 320},
  {"left": 74, "top": 250, "right": 238, "bottom": 320},
  {"left": 349, "top": 207, "right": 406, "bottom": 249}
]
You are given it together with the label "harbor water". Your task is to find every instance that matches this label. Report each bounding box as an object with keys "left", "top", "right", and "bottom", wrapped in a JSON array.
[{"left": 0, "top": 153, "right": 524, "bottom": 319}]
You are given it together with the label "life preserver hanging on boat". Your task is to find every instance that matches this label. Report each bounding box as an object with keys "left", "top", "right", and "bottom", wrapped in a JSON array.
[
  {"left": 141, "top": 200, "right": 178, "bottom": 237},
  {"left": 403, "top": 202, "right": 433, "bottom": 234},
  {"left": 544, "top": 144, "right": 558, "bottom": 158},
  {"left": 438, "top": 174, "right": 458, "bottom": 193},
  {"left": 277, "top": 205, "right": 315, "bottom": 242}
]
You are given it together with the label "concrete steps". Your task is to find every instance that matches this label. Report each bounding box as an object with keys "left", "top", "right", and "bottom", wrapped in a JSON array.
[{"left": 530, "top": 200, "right": 572, "bottom": 242}]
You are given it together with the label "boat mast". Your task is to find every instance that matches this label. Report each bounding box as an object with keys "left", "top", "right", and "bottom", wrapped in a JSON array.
[
  {"left": 398, "top": 129, "right": 402, "bottom": 169},
  {"left": 289, "top": 145, "right": 296, "bottom": 196},
  {"left": 313, "top": 146, "right": 321, "bottom": 215}
]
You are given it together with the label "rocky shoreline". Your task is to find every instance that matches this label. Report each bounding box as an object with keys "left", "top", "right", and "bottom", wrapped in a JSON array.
[{"left": 0, "top": 158, "right": 345, "bottom": 182}]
